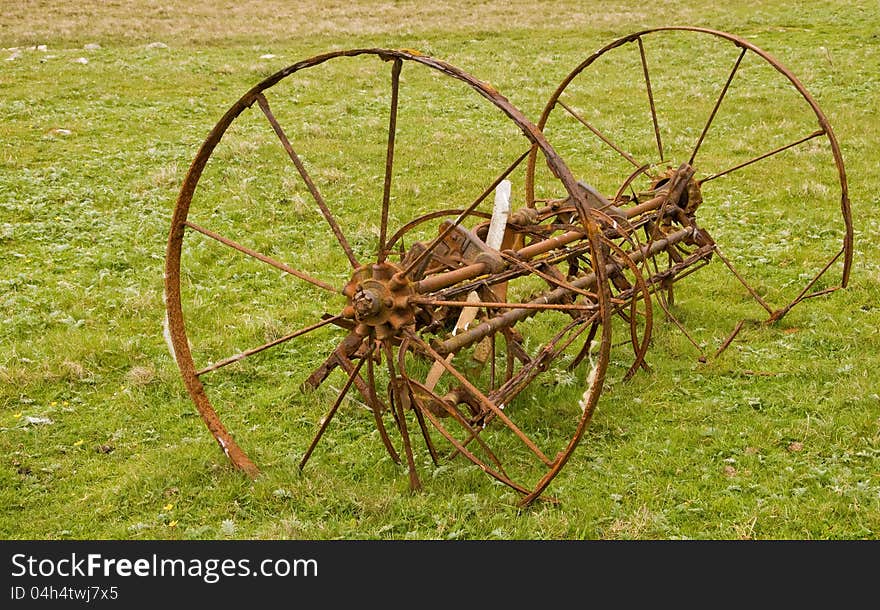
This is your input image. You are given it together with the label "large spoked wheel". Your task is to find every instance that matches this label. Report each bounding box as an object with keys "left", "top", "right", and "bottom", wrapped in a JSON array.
[
  {"left": 165, "top": 49, "right": 614, "bottom": 505},
  {"left": 526, "top": 27, "right": 852, "bottom": 348}
]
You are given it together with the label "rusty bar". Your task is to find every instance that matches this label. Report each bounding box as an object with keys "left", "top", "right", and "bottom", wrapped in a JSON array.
[
  {"left": 196, "top": 315, "right": 343, "bottom": 377},
  {"left": 183, "top": 221, "right": 339, "bottom": 294},
  {"left": 637, "top": 36, "right": 664, "bottom": 162},
  {"left": 411, "top": 298, "right": 597, "bottom": 312},
  {"left": 700, "top": 129, "right": 826, "bottom": 184},
  {"left": 437, "top": 227, "right": 694, "bottom": 355},
  {"left": 515, "top": 228, "right": 585, "bottom": 261},
  {"left": 712, "top": 245, "right": 775, "bottom": 315},
  {"left": 556, "top": 99, "right": 642, "bottom": 169},
  {"left": 498, "top": 249, "right": 600, "bottom": 301},
  {"left": 689, "top": 45, "right": 747, "bottom": 165},
  {"left": 623, "top": 191, "right": 668, "bottom": 219},
  {"left": 255, "top": 93, "right": 360, "bottom": 269},
  {"left": 337, "top": 348, "right": 401, "bottom": 464},
  {"left": 299, "top": 344, "right": 370, "bottom": 470},
  {"left": 714, "top": 319, "right": 746, "bottom": 359},
  {"left": 654, "top": 286, "right": 706, "bottom": 358},
  {"left": 383, "top": 340, "right": 421, "bottom": 491},
  {"left": 769, "top": 245, "right": 845, "bottom": 322},
  {"left": 378, "top": 59, "right": 403, "bottom": 263}
]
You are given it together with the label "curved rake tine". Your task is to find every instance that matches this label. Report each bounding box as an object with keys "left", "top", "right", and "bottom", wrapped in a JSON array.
[
  {"left": 383, "top": 340, "right": 421, "bottom": 491},
  {"left": 397, "top": 337, "right": 440, "bottom": 465},
  {"left": 406, "top": 329, "right": 554, "bottom": 468},
  {"left": 411, "top": 395, "right": 532, "bottom": 496},
  {"left": 406, "top": 377, "right": 509, "bottom": 478},
  {"left": 601, "top": 236, "right": 653, "bottom": 381}
]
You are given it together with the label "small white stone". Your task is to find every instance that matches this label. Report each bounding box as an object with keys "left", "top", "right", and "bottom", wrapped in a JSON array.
[
  {"left": 145, "top": 42, "right": 168, "bottom": 49},
  {"left": 37, "top": 44, "right": 48, "bottom": 52},
  {"left": 72, "top": 57, "right": 89, "bottom": 64},
  {"left": 84, "top": 43, "right": 101, "bottom": 51},
  {"left": 259, "top": 53, "right": 276, "bottom": 59},
  {"left": 49, "top": 128, "right": 73, "bottom": 136},
  {"left": 5, "top": 50, "right": 21, "bottom": 61}
]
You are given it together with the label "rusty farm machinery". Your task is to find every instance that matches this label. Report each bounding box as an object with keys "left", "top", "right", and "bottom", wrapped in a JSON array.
[{"left": 164, "top": 28, "right": 852, "bottom": 505}]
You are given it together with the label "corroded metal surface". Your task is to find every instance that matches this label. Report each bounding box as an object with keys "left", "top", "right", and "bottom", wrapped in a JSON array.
[{"left": 165, "top": 31, "right": 851, "bottom": 506}]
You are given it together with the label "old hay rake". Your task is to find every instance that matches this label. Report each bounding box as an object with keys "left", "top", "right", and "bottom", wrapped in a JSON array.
[{"left": 164, "top": 27, "right": 852, "bottom": 505}]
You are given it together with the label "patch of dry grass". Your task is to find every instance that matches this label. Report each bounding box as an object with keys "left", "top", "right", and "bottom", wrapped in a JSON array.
[{"left": 1, "top": 0, "right": 738, "bottom": 46}]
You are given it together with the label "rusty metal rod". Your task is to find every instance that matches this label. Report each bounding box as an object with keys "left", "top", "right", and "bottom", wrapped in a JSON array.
[
  {"left": 299, "top": 343, "right": 370, "bottom": 470},
  {"left": 700, "top": 129, "right": 825, "bottom": 184},
  {"left": 256, "top": 93, "right": 360, "bottom": 269},
  {"left": 196, "top": 314, "right": 343, "bottom": 377},
  {"left": 637, "top": 36, "right": 664, "bottom": 162},
  {"left": 436, "top": 227, "right": 694, "bottom": 355},
  {"left": 183, "top": 221, "right": 340, "bottom": 294},
  {"left": 410, "top": 298, "right": 598, "bottom": 312},
  {"left": 378, "top": 59, "right": 402, "bottom": 263},
  {"left": 689, "top": 45, "right": 747, "bottom": 165},
  {"left": 556, "top": 99, "right": 642, "bottom": 169}
]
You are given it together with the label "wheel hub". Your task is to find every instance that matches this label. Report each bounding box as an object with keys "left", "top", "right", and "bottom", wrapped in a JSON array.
[{"left": 343, "top": 262, "right": 414, "bottom": 338}]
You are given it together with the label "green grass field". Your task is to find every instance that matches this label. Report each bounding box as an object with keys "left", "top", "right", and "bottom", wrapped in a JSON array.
[{"left": 1, "top": 1, "right": 878, "bottom": 540}]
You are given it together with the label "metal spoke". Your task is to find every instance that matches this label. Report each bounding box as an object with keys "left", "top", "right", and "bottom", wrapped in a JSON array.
[
  {"left": 712, "top": 245, "right": 775, "bottom": 315},
  {"left": 378, "top": 59, "right": 402, "bottom": 263},
  {"left": 688, "top": 46, "right": 747, "bottom": 165},
  {"left": 299, "top": 345, "right": 370, "bottom": 470},
  {"left": 770, "top": 245, "right": 845, "bottom": 322},
  {"left": 556, "top": 99, "right": 642, "bottom": 169},
  {"left": 255, "top": 93, "right": 359, "bottom": 268},
  {"left": 699, "top": 129, "right": 825, "bottom": 184},
  {"left": 183, "top": 221, "right": 339, "bottom": 294},
  {"left": 197, "top": 314, "right": 343, "bottom": 377},
  {"left": 336, "top": 348, "right": 401, "bottom": 464},
  {"left": 637, "top": 36, "right": 664, "bottom": 161}
]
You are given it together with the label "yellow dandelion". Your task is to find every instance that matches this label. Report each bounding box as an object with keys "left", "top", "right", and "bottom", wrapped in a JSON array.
[
  {"left": 168, "top": 520, "right": 178, "bottom": 528},
  {"left": 50, "top": 401, "right": 58, "bottom": 407},
  {"left": 163, "top": 503, "right": 173, "bottom": 511},
  {"left": 13, "top": 413, "right": 22, "bottom": 419},
  {"left": 73, "top": 439, "right": 84, "bottom": 447}
]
